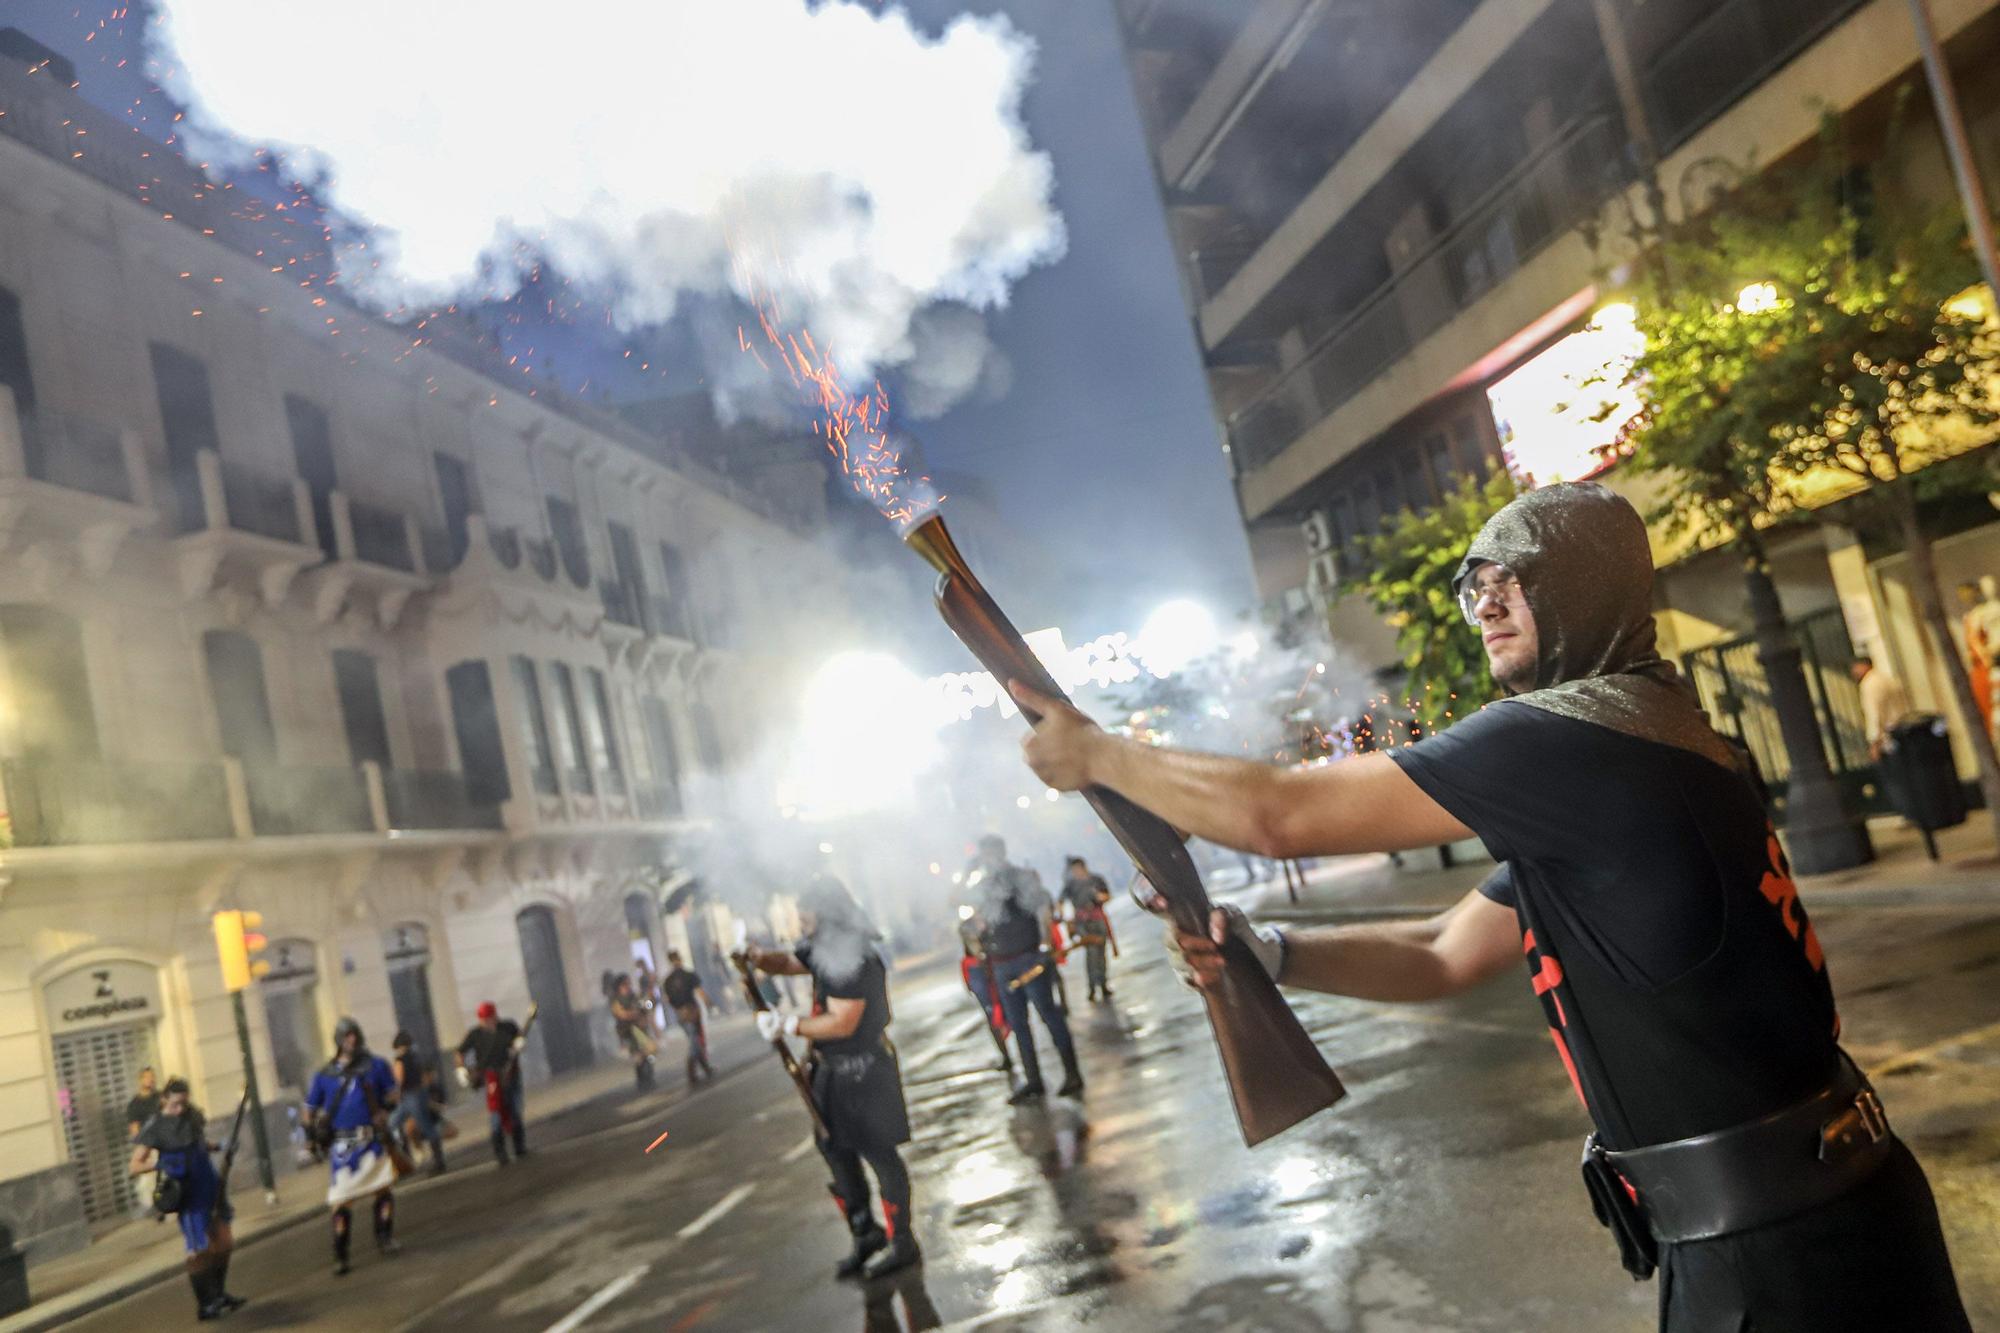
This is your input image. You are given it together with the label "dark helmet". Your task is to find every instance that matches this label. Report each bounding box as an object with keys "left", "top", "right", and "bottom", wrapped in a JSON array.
[{"left": 332, "top": 1016, "right": 366, "bottom": 1051}]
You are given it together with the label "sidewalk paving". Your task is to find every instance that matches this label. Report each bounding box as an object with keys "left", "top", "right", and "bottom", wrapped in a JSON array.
[
  {"left": 2, "top": 1010, "right": 765, "bottom": 1333},
  {"left": 1237, "top": 814, "right": 1998, "bottom": 923}
]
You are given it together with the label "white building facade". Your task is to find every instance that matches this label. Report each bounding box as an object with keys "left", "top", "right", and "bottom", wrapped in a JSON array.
[{"left": 0, "top": 48, "right": 844, "bottom": 1257}]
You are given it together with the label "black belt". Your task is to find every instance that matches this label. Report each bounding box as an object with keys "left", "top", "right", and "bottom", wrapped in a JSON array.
[{"left": 1595, "top": 1055, "right": 1892, "bottom": 1245}]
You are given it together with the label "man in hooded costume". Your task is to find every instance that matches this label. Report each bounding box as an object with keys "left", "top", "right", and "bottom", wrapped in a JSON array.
[
  {"left": 305, "top": 1017, "right": 403, "bottom": 1276},
  {"left": 741, "top": 873, "right": 920, "bottom": 1283},
  {"left": 1013, "top": 483, "right": 1967, "bottom": 1331}
]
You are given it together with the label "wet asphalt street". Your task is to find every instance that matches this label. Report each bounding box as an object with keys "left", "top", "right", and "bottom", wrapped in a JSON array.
[{"left": 60, "top": 900, "right": 2000, "bottom": 1332}]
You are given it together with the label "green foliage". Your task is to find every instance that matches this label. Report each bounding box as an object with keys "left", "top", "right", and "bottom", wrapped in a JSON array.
[
  {"left": 1620, "top": 107, "right": 2000, "bottom": 544},
  {"left": 1347, "top": 470, "right": 1517, "bottom": 732}
]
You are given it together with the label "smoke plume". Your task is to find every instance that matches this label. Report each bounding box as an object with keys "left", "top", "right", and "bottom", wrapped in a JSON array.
[{"left": 147, "top": 0, "right": 1066, "bottom": 416}]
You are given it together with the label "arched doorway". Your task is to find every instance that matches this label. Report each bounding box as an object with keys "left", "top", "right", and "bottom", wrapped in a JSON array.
[
  {"left": 515, "top": 906, "right": 591, "bottom": 1075},
  {"left": 383, "top": 924, "right": 448, "bottom": 1099}
]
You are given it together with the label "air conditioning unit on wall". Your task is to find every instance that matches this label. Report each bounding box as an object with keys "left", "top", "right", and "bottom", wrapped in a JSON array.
[{"left": 1300, "top": 509, "right": 1334, "bottom": 554}]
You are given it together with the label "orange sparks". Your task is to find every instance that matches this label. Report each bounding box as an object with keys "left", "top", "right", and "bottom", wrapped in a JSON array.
[{"left": 644, "top": 1130, "right": 671, "bottom": 1154}]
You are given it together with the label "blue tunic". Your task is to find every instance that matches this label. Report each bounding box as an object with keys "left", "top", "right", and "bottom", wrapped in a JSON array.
[
  {"left": 305, "top": 1056, "right": 398, "bottom": 1205},
  {"left": 135, "top": 1111, "right": 229, "bottom": 1253}
]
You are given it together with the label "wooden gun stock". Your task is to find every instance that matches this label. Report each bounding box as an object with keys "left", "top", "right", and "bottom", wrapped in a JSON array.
[
  {"left": 906, "top": 515, "right": 1345, "bottom": 1146},
  {"left": 733, "top": 954, "right": 830, "bottom": 1141}
]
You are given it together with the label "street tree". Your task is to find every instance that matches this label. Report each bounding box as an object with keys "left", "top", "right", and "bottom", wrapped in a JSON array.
[
  {"left": 1619, "top": 112, "right": 2000, "bottom": 851},
  {"left": 1347, "top": 470, "right": 1516, "bottom": 736}
]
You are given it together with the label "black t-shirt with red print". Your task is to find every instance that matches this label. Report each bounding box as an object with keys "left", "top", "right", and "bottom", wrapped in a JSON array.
[{"left": 1390, "top": 701, "right": 1840, "bottom": 1151}]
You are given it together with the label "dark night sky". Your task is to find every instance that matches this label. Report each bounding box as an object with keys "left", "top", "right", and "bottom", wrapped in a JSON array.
[{"left": 6, "top": 0, "right": 1255, "bottom": 637}]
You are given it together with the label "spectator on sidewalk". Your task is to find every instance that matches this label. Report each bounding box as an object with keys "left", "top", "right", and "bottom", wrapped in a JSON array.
[
  {"left": 390, "top": 1032, "right": 447, "bottom": 1176},
  {"left": 660, "top": 952, "right": 715, "bottom": 1084},
  {"left": 125, "top": 1065, "right": 161, "bottom": 1143},
  {"left": 1852, "top": 655, "right": 1912, "bottom": 762}
]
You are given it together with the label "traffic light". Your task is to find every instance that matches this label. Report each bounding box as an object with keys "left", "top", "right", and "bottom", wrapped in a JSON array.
[{"left": 213, "top": 910, "right": 270, "bottom": 992}]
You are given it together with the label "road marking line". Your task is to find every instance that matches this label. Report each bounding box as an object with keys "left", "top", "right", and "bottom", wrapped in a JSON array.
[
  {"left": 677, "top": 1182, "right": 756, "bottom": 1237},
  {"left": 1868, "top": 1018, "right": 2000, "bottom": 1078},
  {"left": 542, "top": 1263, "right": 650, "bottom": 1333},
  {"left": 781, "top": 1135, "right": 817, "bottom": 1163}
]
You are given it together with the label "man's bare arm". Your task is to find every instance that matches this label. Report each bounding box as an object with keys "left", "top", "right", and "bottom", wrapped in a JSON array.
[
  {"left": 1275, "top": 890, "right": 1520, "bottom": 1001},
  {"left": 796, "top": 996, "right": 864, "bottom": 1042},
  {"left": 1176, "top": 889, "right": 1519, "bottom": 1002},
  {"left": 1013, "top": 683, "right": 1473, "bottom": 859}
]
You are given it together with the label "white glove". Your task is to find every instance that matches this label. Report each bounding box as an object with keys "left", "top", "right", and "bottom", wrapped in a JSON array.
[
  {"left": 1224, "top": 905, "right": 1287, "bottom": 981},
  {"left": 454, "top": 1066, "right": 472, "bottom": 1090},
  {"left": 756, "top": 1010, "right": 798, "bottom": 1043},
  {"left": 510, "top": 1035, "right": 526, "bottom": 1052},
  {"left": 1162, "top": 905, "right": 1285, "bottom": 986}
]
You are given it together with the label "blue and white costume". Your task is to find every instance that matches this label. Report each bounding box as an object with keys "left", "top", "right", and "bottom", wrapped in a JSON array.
[{"left": 305, "top": 1052, "right": 398, "bottom": 1207}]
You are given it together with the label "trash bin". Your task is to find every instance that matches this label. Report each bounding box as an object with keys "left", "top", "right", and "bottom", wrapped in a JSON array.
[
  {"left": 1879, "top": 714, "right": 1968, "bottom": 858},
  {"left": 0, "top": 1221, "right": 27, "bottom": 1317}
]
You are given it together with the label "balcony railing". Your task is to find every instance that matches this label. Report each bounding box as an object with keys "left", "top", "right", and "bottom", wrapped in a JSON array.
[
  {"left": 218, "top": 458, "right": 309, "bottom": 544},
  {"left": 18, "top": 408, "right": 137, "bottom": 503},
  {"left": 244, "top": 764, "right": 373, "bottom": 837},
  {"left": 343, "top": 495, "right": 419, "bottom": 572},
  {"left": 382, "top": 769, "right": 502, "bottom": 831},
  {"left": 634, "top": 781, "right": 682, "bottom": 821},
  {"left": 1227, "top": 115, "right": 1630, "bottom": 473},
  {"left": 3, "top": 757, "right": 235, "bottom": 846},
  {"left": 1644, "top": 0, "right": 1869, "bottom": 154},
  {"left": 525, "top": 537, "right": 559, "bottom": 582},
  {"left": 600, "top": 579, "right": 642, "bottom": 629},
  {"left": 645, "top": 595, "right": 692, "bottom": 642}
]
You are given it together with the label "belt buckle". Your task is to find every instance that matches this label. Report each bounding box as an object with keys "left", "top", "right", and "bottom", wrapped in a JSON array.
[
  {"left": 1819, "top": 1087, "right": 1889, "bottom": 1162},
  {"left": 1854, "top": 1088, "right": 1888, "bottom": 1143}
]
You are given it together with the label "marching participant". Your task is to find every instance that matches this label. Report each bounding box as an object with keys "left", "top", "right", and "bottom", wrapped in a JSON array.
[
  {"left": 304, "top": 1018, "right": 403, "bottom": 1277},
  {"left": 128, "top": 1078, "right": 246, "bottom": 1320},
  {"left": 742, "top": 875, "right": 919, "bottom": 1282},
  {"left": 1059, "top": 855, "right": 1115, "bottom": 1002},
  {"left": 455, "top": 1001, "right": 530, "bottom": 1164}
]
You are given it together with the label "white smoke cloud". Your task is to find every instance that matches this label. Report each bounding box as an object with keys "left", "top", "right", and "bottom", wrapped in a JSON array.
[{"left": 147, "top": 0, "right": 1065, "bottom": 414}]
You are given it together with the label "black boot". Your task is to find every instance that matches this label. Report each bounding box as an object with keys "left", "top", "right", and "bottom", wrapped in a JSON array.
[
  {"left": 375, "top": 1197, "right": 400, "bottom": 1256},
  {"left": 836, "top": 1218, "right": 889, "bottom": 1281},
  {"left": 332, "top": 1212, "right": 352, "bottom": 1278},
  {"left": 491, "top": 1130, "right": 510, "bottom": 1166},
  {"left": 1056, "top": 1050, "right": 1085, "bottom": 1099},
  {"left": 862, "top": 1233, "right": 921, "bottom": 1280},
  {"left": 213, "top": 1253, "right": 247, "bottom": 1311},
  {"left": 1007, "top": 1079, "right": 1045, "bottom": 1105},
  {"left": 190, "top": 1269, "right": 217, "bottom": 1320}
]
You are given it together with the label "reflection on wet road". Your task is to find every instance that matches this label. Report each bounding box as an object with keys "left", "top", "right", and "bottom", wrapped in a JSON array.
[{"left": 58, "top": 906, "right": 2000, "bottom": 1331}]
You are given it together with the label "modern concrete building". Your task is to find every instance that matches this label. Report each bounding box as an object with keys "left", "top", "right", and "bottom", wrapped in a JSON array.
[
  {"left": 1117, "top": 0, "right": 2000, "bottom": 793},
  {"left": 0, "top": 38, "right": 847, "bottom": 1258}
]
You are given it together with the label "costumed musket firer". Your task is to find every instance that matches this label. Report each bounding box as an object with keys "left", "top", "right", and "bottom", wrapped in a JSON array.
[
  {"left": 731, "top": 947, "right": 830, "bottom": 1141},
  {"left": 905, "top": 512, "right": 1345, "bottom": 1146}
]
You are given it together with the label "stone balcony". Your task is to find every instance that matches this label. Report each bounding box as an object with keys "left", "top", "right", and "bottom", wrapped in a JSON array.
[
  {"left": 299, "top": 490, "right": 432, "bottom": 628},
  {"left": 173, "top": 448, "right": 322, "bottom": 606},
  {"left": 0, "top": 386, "right": 154, "bottom": 591}
]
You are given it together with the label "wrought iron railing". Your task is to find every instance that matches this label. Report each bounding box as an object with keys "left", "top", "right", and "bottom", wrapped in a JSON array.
[
  {"left": 1226, "top": 115, "right": 1631, "bottom": 472},
  {"left": 348, "top": 497, "right": 416, "bottom": 571},
  {"left": 244, "top": 764, "right": 372, "bottom": 837},
  {"left": 19, "top": 408, "right": 134, "bottom": 503},
  {"left": 1644, "top": 0, "right": 1870, "bottom": 154},
  {"left": 382, "top": 769, "right": 502, "bottom": 831},
  {"left": 3, "top": 757, "right": 234, "bottom": 845},
  {"left": 219, "top": 459, "right": 305, "bottom": 544}
]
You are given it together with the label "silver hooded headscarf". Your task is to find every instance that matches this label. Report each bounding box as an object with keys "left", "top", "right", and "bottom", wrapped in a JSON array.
[{"left": 1453, "top": 481, "right": 1736, "bottom": 770}]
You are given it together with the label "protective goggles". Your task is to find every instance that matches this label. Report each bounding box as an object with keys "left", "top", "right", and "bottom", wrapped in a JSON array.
[{"left": 1457, "top": 563, "right": 1524, "bottom": 626}]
